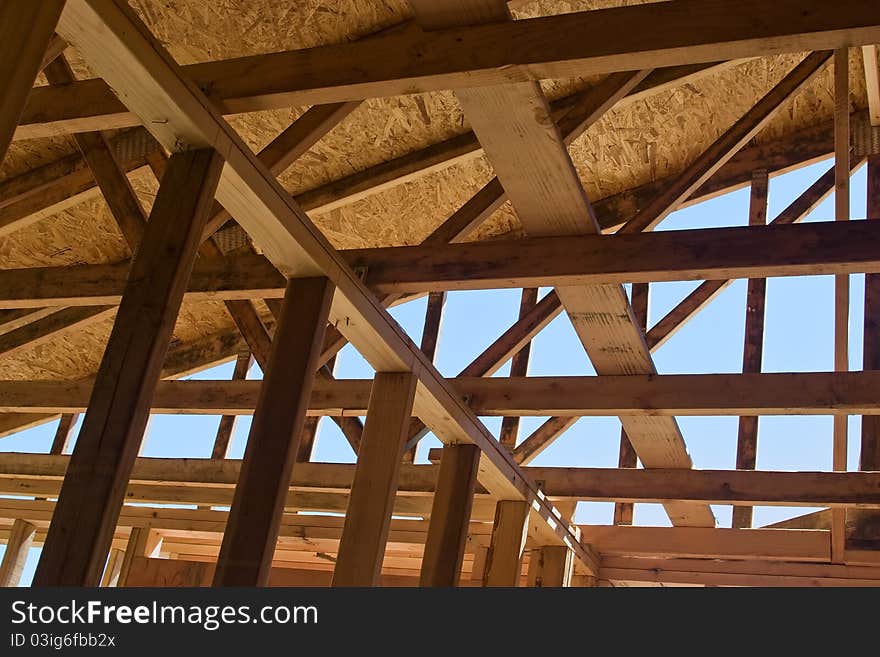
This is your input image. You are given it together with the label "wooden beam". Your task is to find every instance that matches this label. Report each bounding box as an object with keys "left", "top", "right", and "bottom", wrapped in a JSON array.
[
  {"left": 334, "top": 372, "right": 418, "bottom": 586},
  {"left": 499, "top": 288, "right": 537, "bottom": 451},
  {"left": 0, "top": 1, "right": 64, "bottom": 162},
  {"left": 99, "top": 548, "right": 124, "bottom": 587},
  {"left": 513, "top": 416, "right": 578, "bottom": 466},
  {"left": 863, "top": 45, "right": 880, "bottom": 127},
  {"left": 0, "top": 519, "right": 36, "bottom": 587},
  {"left": 7, "top": 455, "right": 880, "bottom": 510},
  {"left": 19, "top": 0, "right": 880, "bottom": 140},
  {"left": 862, "top": 156, "right": 880, "bottom": 472},
  {"left": 118, "top": 527, "right": 162, "bottom": 586},
  {"left": 832, "top": 48, "right": 851, "bottom": 562},
  {"left": 49, "top": 414, "right": 79, "bottom": 455},
  {"left": 214, "top": 277, "right": 334, "bottom": 586},
  {"left": 210, "top": 351, "right": 253, "bottom": 459},
  {"left": 619, "top": 52, "right": 830, "bottom": 234},
  {"left": 484, "top": 500, "right": 529, "bottom": 587},
  {"left": 600, "top": 556, "right": 880, "bottom": 587},
  {"left": 16, "top": 370, "right": 880, "bottom": 417},
  {"left": 732, "top": 170, "right": 769, "bottom": 530},
  {"left": 32, "top": 148, "right": 224, "bottom": 586},
  {"left": 645, "top": 155, "right": 861, "bottom": 350},
  {"left": 44, "top": 54, "right": 150, "bottom": 252},
  {"left": 527, "top": 546, "right": 573, "bottom": 587},
  {"left": 341, "top": 221, "right": 880, "bottom": 295},
  {"left": 54, "top": 0, "right": 597, "bottom": 569},
  {"left": 405, "top": 291, "right": 447, "bottom": 461},
  {"left": 585, "top": 525, "right": 830, "bottom": 562},
  {"left": 39, "top": 34, "right": 69, "bottom": 73},
  {"left": 420, "top": 444, "right": 480, "bottom": 586}
]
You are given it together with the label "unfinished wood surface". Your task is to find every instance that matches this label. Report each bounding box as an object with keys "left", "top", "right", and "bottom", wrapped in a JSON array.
[
  {"left": 833, "top": 48, "right": 851, "bottom": 563},
  {"left": 334, "top": 372, "right": 418, "bottom": 587},
  {"left": 49, "top": 414, "right": 79, "bottom": 456},
  {"left": 17, "top": 370, "right": 880, "bottom": 417},
  {"left": 513, "top": 416, "right": 579, "bottom": 466},
  {"left": 527, "top": 546, "right": 573, "bottom": 587},
  {"left": 99, "top": 548, "right": 124, "bottom": 587},
  {"left": 32, "top": 148, "right": 223, "bottom": 586},
  {"left": 484, "top": 500, "right": 529, "bottom": 587},
  {"left": 345, "top": 220, "right": 880, "bottom": 294},
  {"left": 411, "top": 0, "right": 709, "bottom": 528},
  {"left": 499, "top": 288, "right": 537, "bottom": 451},
  {"left": 733, "top": 170, "right": 769, "bottom": 530},
  {"left": 420, "top": 444, "right": 480, "bottom": 587},
  {"left": 864, "top": 45, "right": 880, "bottom": 127},
  {"left": 214, "top": 277, "right": 333, "bottom": 586},
  {"left": 55, "top": 3, "right": 593, "bottom": 565},
  {"left": 0, "top": 1, "right": 64, "bottom": 162},
  {"left": 19, "top": 1, "right": 880, "bottom": 140},
  {"left": 406, "top": 291, "right": 447, "bottom": 461},
  {"left": 0, "top": 519, "right": 36, "bottom": 587},
  {"left": 862, "top": 156, "right": 880, "bottom": 472},
  {"left": 211, "top": 351, "right": 253, "bottom": 460},
  {"left": 118, "top": 527, "right": 162, "bottom": 586},
  {"left": 620, "top": 52, "right": 829, "bottom": 234},
  {"left": 645, "top": 157, "right": 859, "bottom": 350}
]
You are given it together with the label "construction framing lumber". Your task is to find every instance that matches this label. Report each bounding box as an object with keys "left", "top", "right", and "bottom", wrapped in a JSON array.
[
  {"left": 0, "top": 1, "right": 64, "bottom": 162},
  {"left": 484, "top": 501, "right": 529, "bottom": 587},
  {"left": 53, "top": 0, "right": 596, "bottom": 569},
  {"left": 862, "top": 155, "right": 880, "bottom": 471},
  {"left": 32, "top": 148, "right": 224, "bottom": 586},
  {"left": 16, "top": 1, "right": 880, "bottom": 141},
  {"left": 5, "top": 454, "right": 880, "bottom": 510},
  {"left": 214, "top": 278, "right": 333, "bottom": 586},
  {"left": 11, "top": 370, "right": 880, "bottom": 417},
  {"left": 0, "top": 519, "right": 36, "bottom": 587},
  {"left": 733, "top": 170, "right": 769, "bottom": 529},
  {"left": 334, "top": 373, "right": 418, "bottom": 586},
  {"left": 420, "top": 444, "right": 481, "bottom": 586}
]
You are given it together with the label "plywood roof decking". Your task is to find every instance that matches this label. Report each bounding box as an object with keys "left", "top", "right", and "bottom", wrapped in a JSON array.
[{"left": 0, "top": 3, "right": 871, "bottom": 393}]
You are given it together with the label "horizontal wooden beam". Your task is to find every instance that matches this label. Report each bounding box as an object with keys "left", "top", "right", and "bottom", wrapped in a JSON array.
[
  {"left": 18, "top": 0, "right": 880, "bottom": 140},
  {"left": 3, "top": 370, "right": 880, "bottom": 417},
  {"left": 2, "top": 220, "right": 876, "bottom": 309},
  {"left": 600, "top": 556, "right": 880, "bottom": 587},
  {"left": 347, "top": 220, "right": 880, "bottom": 293},
  {"left": 3, "top": 454, "right": 880, "bottom": 510}
]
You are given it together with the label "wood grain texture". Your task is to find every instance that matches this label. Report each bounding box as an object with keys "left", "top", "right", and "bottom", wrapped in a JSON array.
[
  {"left": 32, "top": 149, "right": 223, "bottom": 586},
  {"left": 333, "top": 372, "right": 418, "bottom": 586},
  {"left": 214, "top": 277, "right": 334, "bottom": 586}
]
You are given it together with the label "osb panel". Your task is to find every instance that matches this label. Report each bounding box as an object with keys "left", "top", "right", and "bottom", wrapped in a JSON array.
[{"left": 0, "top": 0, "right": 868, "bottom": 388}]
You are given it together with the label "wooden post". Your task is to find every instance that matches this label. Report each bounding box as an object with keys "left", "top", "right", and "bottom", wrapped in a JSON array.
[
  {"left": 404, "top": 291, "right": 446, "bottom": 461},
  {"left": 862, "top": 155, "right": 880, "bottom": 472},
  {"left": 210, "top": 351, "right": 253, "bottom": 459},
  {"left": 499, "top": 288, "right": 538, "bottom": 451},
  {"left": 213, "top": 277, "right": 334, "bottom": 586},
  {"left": 420, "top": 443, "right": 480, "bottom": 586},
  {"left": 49, "top": 414, "right": 79, "bottom": 455},
  {"left": 832, "top": 48, "right": 850, "bottom": 562},
  {"left": 527, "top": 546, "right": 573, "bottom": 587},
  {"left": 118, "top": 527, "right": 162, "bottom": 587},
  {"left": 33, "top": 148, "right": 224, "bottom": 586},
  {"left": 614, "top": 282, "right": 648, "bottom": 525},
  {"left": 733, "top": 169, "right": 769, "bottom": 529},
  {"left": 100, "top": 548, "right": 125, "bottom": 588},
  {"left": 333, "top": 372, "right": 418, "bottom": 586},
  {"left": 0, "top": 1, "right": 65, "bottom": 164},
  {"left": 483, "top": 500, "right": 529, "bottom": 587},
  {"left": 0, "top": 519, "right": 36, "bottom": 587}
]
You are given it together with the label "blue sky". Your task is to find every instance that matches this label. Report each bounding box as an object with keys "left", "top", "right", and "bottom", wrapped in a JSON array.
[{"left": 1, "top": 156, "right": 868, "bottom": 584}]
